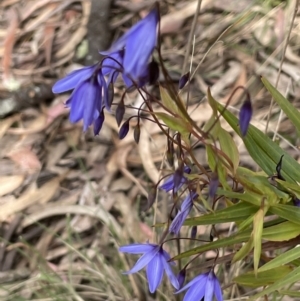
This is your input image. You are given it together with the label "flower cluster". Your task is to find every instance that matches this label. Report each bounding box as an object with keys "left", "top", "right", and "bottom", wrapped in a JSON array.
[
  {"left": 53, "top": 6, "right": 226, "bottom": 300},
  {"left": 52, "top": 8, "right": 159, "bottom": 135},
  {"left": 120, "top": 242, "right": 223, "bottom": 300}
]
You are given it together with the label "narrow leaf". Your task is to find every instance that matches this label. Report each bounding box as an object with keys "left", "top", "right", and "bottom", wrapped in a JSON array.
[
  {"left": 261, "top": 77, "right": 300, "bottom": 136},
  {"left": 259, "top": 246, "right": 300, "bottom": 272}
]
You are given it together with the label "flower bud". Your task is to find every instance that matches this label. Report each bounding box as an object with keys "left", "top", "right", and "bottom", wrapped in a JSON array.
[
  {"left": 146, "top": 186, "right": 157, "bottom": 210},
  {"left": 239, "top": 97, "right": 252, "bottom": 137},
  {"left": 134, "top": 124, "right": 140, "bottom": 144},
  {"left": 119, "top": 120, "right": 130, "bottom": 139},
  {"left": 178, "top": 72, "right": 190, "bottom": 89},
  {"left": 177, "top": 269, "right": 186, "bottom": 288},
  {"left": 93, "top": 109, "right": 105, "bottom": 135},
  {"left": 191, "top": 226, "right": 197, "bottom": 239},
  {"left": 107, "top": 82, "right": 114, "bottom": 108},
  {"left": 148, "top": 60, "right": 159, "bottom": 85},
  {"left": 116, "top": 100, "right": 125, "bottom": 126}
]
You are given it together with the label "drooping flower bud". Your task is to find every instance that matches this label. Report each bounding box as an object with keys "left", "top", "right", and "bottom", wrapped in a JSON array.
[
  {"left": 116, "top": 100, "right": 125, "bottom": 126},
  {"left": 119, "top": 120, "right": 130, "bottom": 139},
  {"left": 94, "top": 109, "right": 105, "bottom": 135},
  {"left": 148, "top": 60, "right": 159, "bottom": 85},
  {"left": 107, "top": 82, "right": 114, "bottom": 108},
  {"left": 177, "top": 269, "right": 186, "bottom": 289},
  {"left": 146, "top": 186, "right": 157, "bottom": 210},
  {"left": 134, "top": 124, "right": 141, "bottom": 144},
  {"left": 239, "top": 97, "right": 252, "bottom": 137},
  {"left": 191, "top": 226, "right": 197, "bottom": 239},
  {"left": 178, "top": 72, "right": 190, "bottom": 89}
]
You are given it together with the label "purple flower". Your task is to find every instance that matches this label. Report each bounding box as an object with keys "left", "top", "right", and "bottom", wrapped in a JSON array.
[
  {"left": 52, "top": 65, "right": 96, "bottom": 94},
  {"left": 52, "top": 64, "right": 109, "bottom": 134},
  {"left": 176, "top": 270, "right": 223, "bottom": 301},
  {"left": 101, "top": 50, "right": 133, "bottom": 87},
  {"left": 169, "top": 192, "right": 197, "bottom": 235},
  {"left": 160, "top": 166, "right": 191, "bottom": 193},
  {"left": 239, "top": 98, "right": 252, "bottom": 137},
  {"left": 119, "top": 243, "right": 179, "bottom": 293},
  {"left": 102, "top": 7, "right": 158, "bottom": 85}
]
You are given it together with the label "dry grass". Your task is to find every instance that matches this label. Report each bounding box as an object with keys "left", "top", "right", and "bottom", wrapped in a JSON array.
[{"left": 0, "top": 0, "right": 300, "bottom": 300}]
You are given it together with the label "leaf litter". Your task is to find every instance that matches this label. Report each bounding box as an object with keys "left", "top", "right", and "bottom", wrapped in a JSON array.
[{"left": 0, "top": 0, "right": 300, "bottom": 300}]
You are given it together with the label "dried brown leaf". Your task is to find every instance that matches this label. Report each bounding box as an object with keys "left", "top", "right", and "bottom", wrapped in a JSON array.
[
  {"left": 2, "top": 8, "right": 19, "bottom": 80},
  {"left": 160, "top": 0, "right": 211, "bottom": 34},
  {"left": 0, "top": 175, "right": 24, "bottom": 197},
  {"left": 0, "top": 177, "right": 60, "bottom": 221},
  {"left": 7, "top": 147, "right": 41, "bottom": 174},
  {"left": 55, "top": 0, "right": 91, "bottom": 58},
  {"left": 0, "top": 115, "right": 19, "bottom": 139},
  {"left": 138, "top": 128, "right": 159, "bottom": 184}
]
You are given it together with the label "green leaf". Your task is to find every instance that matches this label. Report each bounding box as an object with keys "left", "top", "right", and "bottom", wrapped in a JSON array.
[
  {"left": 216, "top": 102, "right": 300, "bottom": 183},
  {"left": 218, "top": 128, "right": 239, "bottom": 174},
  {"left": 232, "top": 236, "right": 253, "bottom": 263},
  {"left": 253, "top": 208, "right": 264, "bottom": 274},
  {"left": 250, "top": 265, "right": 300, "bottom": 300},
  {"left": 206, "top": 145, "right": 231, "bottom": 191},
  {"left": 278, "top": 290, "right": 300, "bottom": 297},
  {"left": 262, "top": 221, "right": 300, "bottom": 241},
  {"left": 259, "top": 246, "right": 300, "bottom": 272},
  {"left": 218, "top": 189, "right": 262, "bottom": 206},
  {"left": 173, "top": 231, "right": 250, "bottom": 260},
  {"left": 160, "top": 86, "right": 179, "bottom": 115},
  {"left": 185, "top": 202, "right": 258, "bottom": 226},
  {"left": 155, "top": 112, "right": 190, "bottom": 134},
  {"left": 261, "top": 77, "right": 300, "bottom": 136},
  {"left": 234, "top": 266, "right": 292, "bottom": 288},
  {"left": 269, "top": 204, "right": 300, "bottom": 226}
]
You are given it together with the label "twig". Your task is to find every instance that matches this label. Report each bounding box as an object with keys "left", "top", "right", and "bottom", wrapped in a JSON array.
[{"left": 181, "top": 0, "right": 202, "bottom": 75}]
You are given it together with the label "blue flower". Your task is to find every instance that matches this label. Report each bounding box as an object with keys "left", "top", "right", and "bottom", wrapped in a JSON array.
[
  {"left": 102, "top": 7, "right": 158, "bottom": 84},
  {"left": 169, "top": 192, "right": 197, "bottom": 235},
  {"left": 119, "top": 243, "right": 179, "bottom": 293},
  {"left": 52, "top": 65, "right": 96, "bottom": 94},
  {"left": 65, "top": 70, "right": 108, "bottom": 134},
  {"left": 101, "top": 50, "right": 133, "bottom": 87},
  {"left": 160, "top": 166, "right": 191, "bottom": 192},
  {"left": 175, "top": 270, "right": 223, "bottom": 301}
]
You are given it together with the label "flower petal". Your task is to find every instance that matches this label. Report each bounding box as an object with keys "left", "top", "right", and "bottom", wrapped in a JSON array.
[
  {"left": 214, "top": 277, "right": 223, "bottom": 301},
  {"left": 68, "top": 81, "right": 88, "bottom": 123},
  {"left": 123, "top": 246, "right": 160, "bottom": 274},
  {"left": 119, "top": 243, "right": 157, "bottom": 254},
  {"left": 169, "top": 209, "right": 190, "bottom": 235},
  {"left": 175, "top": 274, "right": 207, "bottom": 294},
  {"left": 52, "top": 65, "right": 95, "bottom": 94},
  {"left": 123, "top": 9, "right": 158, "bottom": 80},
  {"left": 161, "top": 254, "right": 179, "bottom": 289},
  {"left": 83, "top": 79, "right": 101, "bottom": 131},
  {"left": 182, "top": 282, "right": 206, "bottom": 301},
  {"left": 146, "top": 253, "right": 164, "bottom": 293},
  {"left": 204, "top": 275, "right": 214, "bottom": 301}
]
